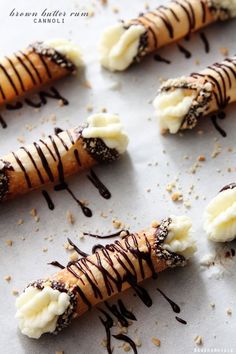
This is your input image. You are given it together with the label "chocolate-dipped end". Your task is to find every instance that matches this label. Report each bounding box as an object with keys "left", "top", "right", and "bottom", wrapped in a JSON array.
[
  {"left": 153, "top": 218, "right": 187, "bottom": 267},
  {"left": 160, "top": 78, "right": 213, "bottom": 130},
  {"left": 207, "top": 0, "right": 236, "bottom": 20},
  {"left": 0, "top": 160, "right": 12, "bottom": 202},
  {"left": 28, "top": 41, "right": 76, "bottom": 73}
]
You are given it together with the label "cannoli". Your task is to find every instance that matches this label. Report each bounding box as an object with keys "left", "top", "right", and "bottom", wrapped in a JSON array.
[
  {"left": 15, "top": 215, "right": 196, "bottom": 338},
  {"left": 153, "top": 55, "right": 236, "bottom": 133},
  {"left": 99, "top": 0, "right": 236, "bottom": 71},
  {"left": 0, "top": 39, "right": 82, "bottom": 106},
  {"left": 204, "top": 183, "right": 236, "bottom": 242},
  {"left": 0, "top": 113, "right": 128, "bottom": 201}
]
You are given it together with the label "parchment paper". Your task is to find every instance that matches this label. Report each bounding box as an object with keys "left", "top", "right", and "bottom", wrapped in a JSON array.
[{"left": 0, "top": 1, "right": 236, "bottom": 353}]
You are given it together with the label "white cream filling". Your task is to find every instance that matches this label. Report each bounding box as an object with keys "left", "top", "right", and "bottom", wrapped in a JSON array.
[
  {"left": 44, "top": 38, "right": 83, "bottom": 68},
  {"left": 99, "top": 23, "right": 146, "bottom": 71},
  {"left": 15, "top": 286, "right": 70, "bottom": 339},
  {"left": 211, "top": 0, "right": 236, "bottom": 17},
  {"left": 163, "top": 215, "right": 197, "bottom": 259},
  {"left": 204, "top": 188, "right": 236, "bottom": 242},
  {"left": 153, "top": 89, "right": 196, "bottom": 134},
  {"left": 82, "top": 113, "right": 129, "bottom": 154}
]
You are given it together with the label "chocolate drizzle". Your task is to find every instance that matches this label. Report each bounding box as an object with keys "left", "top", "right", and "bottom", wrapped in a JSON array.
[
  {"left": 175, "top": 316, "right": 187, "bottom": 325},
  {"left": 0, "top": 115, "right": 7, "bottom": 128},
  {"left": 118, "top": 299, "right": 137, "bottom": 321},
  {"left": 87, "top": 169, "right": 111, "bottom": 199},
  {"left": 25, "top": 87, "right": 69, "bottom": 108},
  {"left": 42, "top": 190, "right": 55, "bottom": 210},
  {"left": 99, "top": 310, "right": 113, "bottom": 354},
  {"left": 132, "top": 0, "right": 207, "bottom": 61},
  {"left": 153, "top": 54, "right": 171, "bottom": 64},
  {"left": 211, "top": 112, "right": 227, "bottom": 137},
  {"left": 157, "top": 288, "right": 180, "bottom": 313},
  {"left": 0, "top": 39, "right": 74, "bottom": 108},
  {"left": 60, "top": 219, "right": 186, "bottom": 314},
  {"left": 0, "top": 86, "right": 69, "bottom": 130},
  {"left": 220, "top": 183, "right": 236, "bottom": 193},
  {"left": 113, "top": 334, "right": 138, "bottom": 354},
  {"left": 177, "top": 44, "right": 191, "bottom": 58},
  {"left": 199, "top": 32, "right": 210, "bottom": 53},
  {"left": 84, "top": 230, "right": 130, "bottom": 239}
]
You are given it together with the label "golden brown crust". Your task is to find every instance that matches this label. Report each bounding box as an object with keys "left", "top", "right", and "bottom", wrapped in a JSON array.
[
  {"left": 51, "top": 224, "right": 184, "bottom": 317},
  {"left": 128, "top": 0, "right": 215, "bottom": 60},
  {"left": 0, "top": 42, "right": 75, "bottom": 106},
  {"left": 0, "top": 128, "right": 97, "bottom": 201}
]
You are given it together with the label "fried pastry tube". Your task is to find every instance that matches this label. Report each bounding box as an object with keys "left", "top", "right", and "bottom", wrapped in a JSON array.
[
  {"left": 0, "top": 39, "right": 82, "bottom": 106},
  {"left": 0, "top": 113, "right": 128, "bottom": 201},
  {"left": 99, "top": 0, "right": 236, "bottom": 71},
  {"left": 153, "top": 55, "right": 236, "bottom": 133},
  {"left": 15, "top": 216, "right": 196, "bottom": 338},
  {"left": 204, "top": 183, "right": 236, "bottom": 242}
]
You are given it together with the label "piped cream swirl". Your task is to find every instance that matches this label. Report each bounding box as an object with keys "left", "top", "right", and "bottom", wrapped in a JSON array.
[
  {"left": 204, "top": 186, "right": 236, "bottom": 242},
  {"left": 15, "top": 286, "right": 70, "bottom": 339},
  {"left": 163, "top": 215, "right": 197, "bottom": 259},
  {"left": 82, "top": 113, "right": 129, "bottom": 154},
  {"left": 153, "top": 89, "right": 197, "bottom": 134},
  {"left": 99, "top": 23, "right": 146, "bottom": 71}
]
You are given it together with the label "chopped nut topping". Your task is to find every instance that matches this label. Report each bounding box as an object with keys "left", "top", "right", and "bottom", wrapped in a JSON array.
[{"left": 151, "top": 337, "right": 161, "bottom": 346}]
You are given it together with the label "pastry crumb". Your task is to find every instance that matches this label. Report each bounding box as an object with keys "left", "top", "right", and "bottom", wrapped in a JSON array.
[
  {"left": 151, "top": 337, "right": 161, "bottom": 347},
  {"left": 112, "top": 219, "right": 122, "bottom": 229},
  {"left": 30, "top": 208, "right": 37, "bottom": 217},
  {"left": 171, "top": 192, "right": 182, "bottom": 202},
  {"left": 226, "top": 308, "right": 232, "bottom": 315},
  {"left": 219, "top": 47, "right": 229, "bottom": 56},
  {"left": 17, "top": 218, "right": 24, "bottom": 225},
  {"left": 4, "top": 275, "right": 11, "bottom": 282},
  {"left": 123, "top": 343, "right": 131, "bottom": 351},
  {"left": 194, "top": 336, "right": 203, "bottom": 345},
  {"left": 5, "top": 239, "right": 13, "bottom": 246},
  {"left": 12, "top": 289, "right": 19, "bottom": 296},
  {"left": 66, "top": 210, "right": 75, "bottom": 225},
  {"left": 210, "top": 303, "right": 215, "bottom": 309},
  {"left": 134, "top": 337, "right": 142, "bottom": 347},
  {"left": 70, "top": 251, "right": 79, "bottom": 261},
  {"left": 198, "top": 155, "right": 206, "bottom": 162},
  {"left": 55, "top": 351, "right": 64, "bottom": 354}
]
